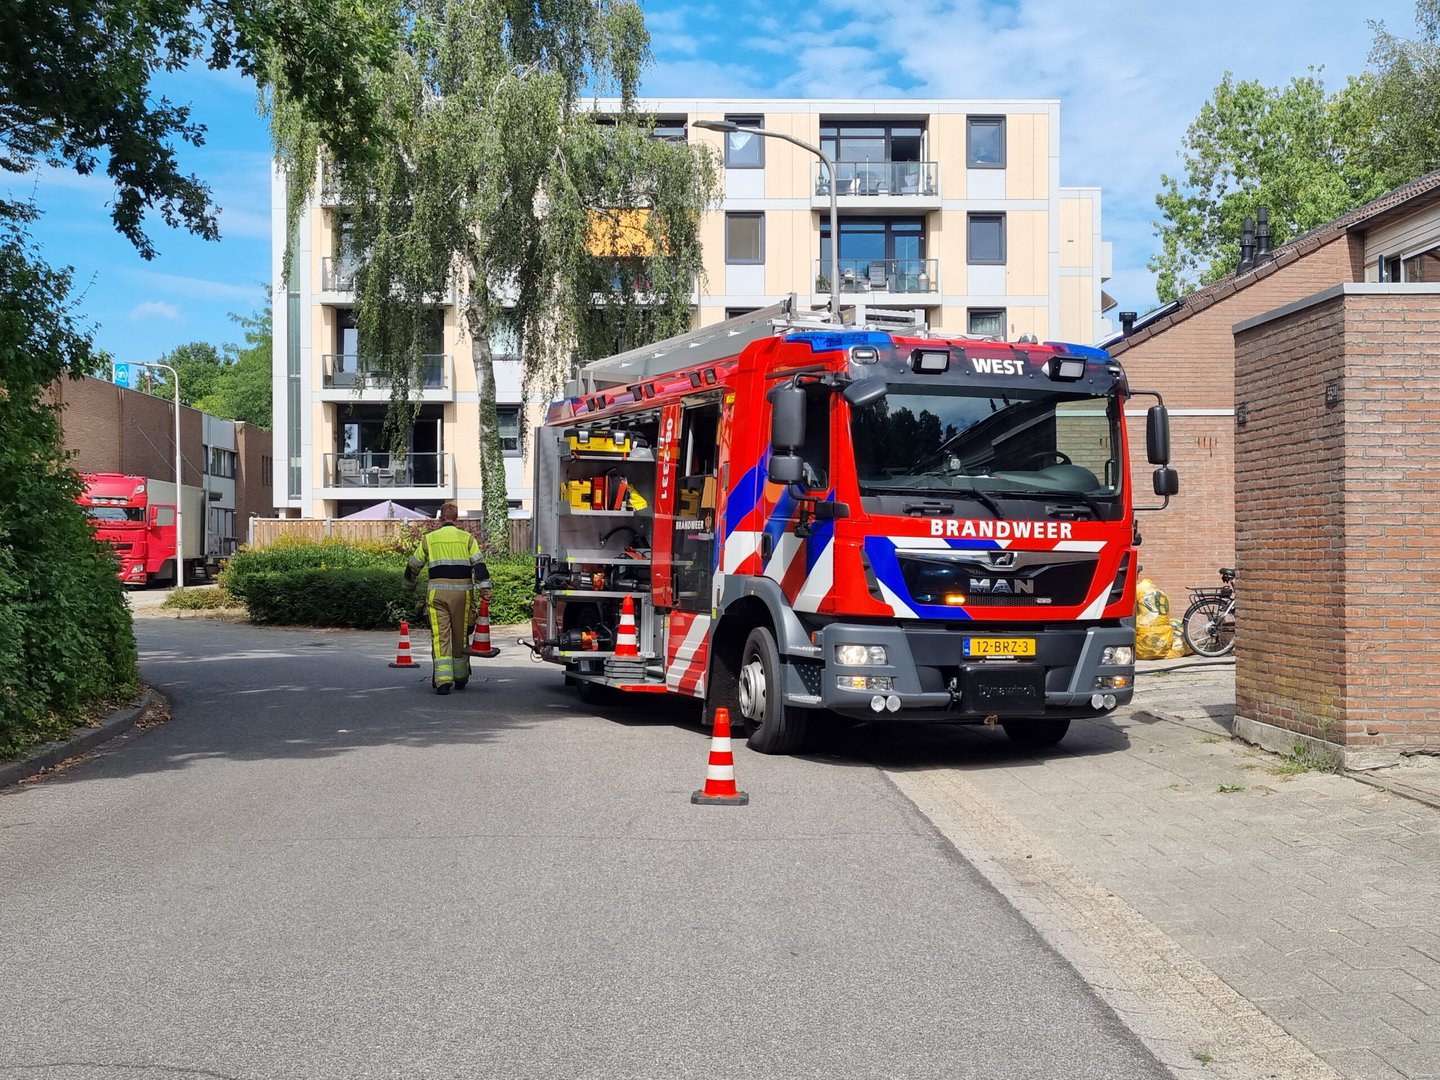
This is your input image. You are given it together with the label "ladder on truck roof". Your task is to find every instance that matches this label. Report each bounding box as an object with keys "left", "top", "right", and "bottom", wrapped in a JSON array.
[{"left": 571, "top": 294, "right": 836, "bottom": 393}]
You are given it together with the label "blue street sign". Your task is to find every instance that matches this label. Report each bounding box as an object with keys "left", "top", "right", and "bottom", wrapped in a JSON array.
[{"left": 114, "top": 363, "right": 133, "bottom": 388}]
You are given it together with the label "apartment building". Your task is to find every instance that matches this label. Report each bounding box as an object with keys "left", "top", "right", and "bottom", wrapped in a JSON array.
[{"left": 271, "top": 97, "right": 1111, "bottom": 521}]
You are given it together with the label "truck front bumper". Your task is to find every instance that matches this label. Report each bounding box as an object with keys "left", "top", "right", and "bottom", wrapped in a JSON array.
[{"left": 804, "top": 622, "right": 1135, "bottom": 721}]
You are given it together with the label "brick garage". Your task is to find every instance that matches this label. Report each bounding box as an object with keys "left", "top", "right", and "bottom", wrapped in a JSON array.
[
  {"left": 1111, "top": 231, "right": 1363, "bottom": 597},
  {"left": 1233, "top": 284, "right": 1440, "bottom": 764}
]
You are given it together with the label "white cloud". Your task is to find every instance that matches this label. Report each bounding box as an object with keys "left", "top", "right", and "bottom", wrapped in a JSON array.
[
  {"left": 644, "top": 0, "right": 1416, "bottom": 317},
  {"left": 130, "top": 300, "right": 182, "bottom": 322},
  {"left": 124, "top": 268, "right": 260, "bottom": 302}
]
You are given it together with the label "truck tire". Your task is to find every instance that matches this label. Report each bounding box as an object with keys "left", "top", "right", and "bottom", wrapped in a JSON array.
[
  {"left": 737, "top": 626, "right": 809, "bottom": 755},
  {"left": 1001, "top": 718, "right": 1070, "bottom": 749}
]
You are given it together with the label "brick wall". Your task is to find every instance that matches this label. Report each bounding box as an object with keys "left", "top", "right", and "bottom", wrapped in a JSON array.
[
  {"left": 234, "top": 422, "right": 276, "bottom": 527},
  {"left": 51, "top": 377, "right": 205, "bottom": 487},
  {"left": 1114, "top": 234, "right": 1360, "bottom": 597},
  {"left": 1234, "top": 284, "right": 1440, "bottom": 760}
]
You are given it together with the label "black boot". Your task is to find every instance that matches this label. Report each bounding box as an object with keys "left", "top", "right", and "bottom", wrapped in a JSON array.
[{"left": 436, "top": 683, "right": 452, "bottom": 696}]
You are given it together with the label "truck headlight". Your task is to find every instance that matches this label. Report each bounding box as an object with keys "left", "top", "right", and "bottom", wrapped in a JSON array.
[
  {"left": 835, "top": 644, "right": 887, "bottom": 665},
  {"left": 1101, "top": 646, "right": 1134, "bottom": 666}
]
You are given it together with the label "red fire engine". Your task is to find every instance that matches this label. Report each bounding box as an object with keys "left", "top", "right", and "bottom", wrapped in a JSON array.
[
  {"left": 526, "top": 298, "right": 1178, "bottom": 753},
  {"left": 78, "top": 473, "right": 211, "bottom": 586}
]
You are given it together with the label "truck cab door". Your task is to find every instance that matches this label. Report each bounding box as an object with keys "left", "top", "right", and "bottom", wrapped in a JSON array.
[{"left": 665, "top": 397, "right": 722, "bottom": 613}]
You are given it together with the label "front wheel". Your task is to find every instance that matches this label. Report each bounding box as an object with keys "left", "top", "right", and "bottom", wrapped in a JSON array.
[
  {"left": 736, "top": 627, "right": 810, "bottom": 755},
  {"left": 1182, "top": 598, "right": 1235, "bottom": 657}
]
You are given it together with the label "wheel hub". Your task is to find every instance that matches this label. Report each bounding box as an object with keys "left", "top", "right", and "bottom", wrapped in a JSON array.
[{"left": 737, "top": 658, "right": 767, "bottom": 721}]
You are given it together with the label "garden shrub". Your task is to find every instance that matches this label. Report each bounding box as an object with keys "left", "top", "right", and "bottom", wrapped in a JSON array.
[
  {"left": 160, "top": 586, "right": 236, "bottom": 610},
  {"left": 0, "top": 222, "right": 138, "bottom": 758}
]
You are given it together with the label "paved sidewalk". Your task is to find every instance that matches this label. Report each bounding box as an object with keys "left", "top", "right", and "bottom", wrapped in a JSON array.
[{"left": 864, "top": 659, "right": 1440, "bottom": 1080}]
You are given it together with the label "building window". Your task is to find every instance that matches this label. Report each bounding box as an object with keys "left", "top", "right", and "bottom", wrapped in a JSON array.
[
  {"left": 497, "top": 406, "right": 522, "bottom": 457},
  {"left": 820, "top": 217, "right": 928, "bottom": 290},
  {"left": 1401, "top": 245, "right": 1440, "bottom": 281},
  {"left": 723, "top": 115, "right": 764, "bottom": 168},
  {"left": 968, "top": 308, "right": 1006, "bottom": 338},
  {"left": 967, "top": 116, "right": 1005, "bottom": 168},
  {"left": 490, "top": 324, "right": 521, "bottom": 361},
  {"left": 208, "top": 447, "right": 236, "bottom": 479},
  {"left": 261, "top": 455, "right": 273, "bottom": 488},
  {"left": 725, "top": 212, "right": 764, "bottom": 264},
  {"left": 968, "top": 213, "right": 1006, "bottom": 264},
  {"left": 724, "top": 308, "right": 759, "bottom": 320},
  {"left": 651, "top": 117, "right": 688, "bottom": 142},
  {"left": 1379, "top": 255, "right": 1402, "bottom": 281},
  {"left": 819, "top": 122, "right": 927, "bottom": 195}
]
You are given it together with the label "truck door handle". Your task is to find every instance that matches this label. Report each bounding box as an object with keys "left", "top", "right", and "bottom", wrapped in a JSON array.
[{"left": 761, "top": 533, "right": 774, "bottom": 560}]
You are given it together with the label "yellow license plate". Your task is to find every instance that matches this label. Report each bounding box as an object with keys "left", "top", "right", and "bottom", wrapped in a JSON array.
[{"left": 964, "top": 637, "right": 1036, "bottom": 658}]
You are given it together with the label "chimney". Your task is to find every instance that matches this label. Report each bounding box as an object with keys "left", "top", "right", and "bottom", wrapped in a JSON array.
[
  {"left": 1237, "top": 217, "right": 1256, "bottom": 274},
  {"left": 1255, "top": 206, "right": 1273, "bottom": 265},
  {"left": 1119, "top": 311, "right": 1137, "bottom": 337}
]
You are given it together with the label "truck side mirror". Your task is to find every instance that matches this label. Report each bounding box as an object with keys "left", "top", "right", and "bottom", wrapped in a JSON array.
[
  {"left": 768, "top": 452, "right": 805, "bottom": 485},
  {"left": 1146, "top": 405, "right": 1170, "bottom": 465},
  {"left": 1153, "top": 467, "right": 1179, "bottom": 497},
  {"left": 768, "top": 381, "right": 806, "bottom": 451}
]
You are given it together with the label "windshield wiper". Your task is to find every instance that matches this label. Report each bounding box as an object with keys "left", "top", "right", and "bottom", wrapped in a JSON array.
[
  {"left": 998, "top": 488, "right": 1108, "bottom": 519},
  {"left": 867, "top": 483, "right": 1005, "bottom": 518}
]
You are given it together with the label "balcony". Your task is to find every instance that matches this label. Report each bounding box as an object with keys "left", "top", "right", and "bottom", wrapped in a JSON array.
[
  {"left": 318, "top": 257, "right": 456, "bottom": 305},
  {"left": 319, "top": 353, "right": 454, "bottom": 402},
  {"left": 319, "top": 452, "right": 457, "bottom": 499},
  {"left": 812, "top": 162, "right": 941, "bottom": 211},
  {"left": 813, "top": 259, "right": 941, "bottom": 304}
]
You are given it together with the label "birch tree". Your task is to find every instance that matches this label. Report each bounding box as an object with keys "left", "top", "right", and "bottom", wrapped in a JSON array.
[{"left": 267, "top": 0, "right": 719, "bottom": 549}]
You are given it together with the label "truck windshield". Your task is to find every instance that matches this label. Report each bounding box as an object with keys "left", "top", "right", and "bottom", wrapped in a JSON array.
[
  {"left": 850, "top": 385, "right": 1124, "bottom": 511},
  {"left": 86, "top": 507, "right": 144, "bottom": 522}
]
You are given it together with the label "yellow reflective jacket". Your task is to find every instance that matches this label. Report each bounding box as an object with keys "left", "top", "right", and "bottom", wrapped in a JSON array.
[{"left": 405, "top": 524, "right": 490, "bottom": 593}]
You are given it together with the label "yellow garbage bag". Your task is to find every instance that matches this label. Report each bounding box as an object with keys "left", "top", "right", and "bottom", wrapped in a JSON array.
[
  {"left": 1166, "top": 617, "right": 1190, "bottom": 658},
  {"left": 1134, "top": 578, "right": 1173, "bottom": 659}
]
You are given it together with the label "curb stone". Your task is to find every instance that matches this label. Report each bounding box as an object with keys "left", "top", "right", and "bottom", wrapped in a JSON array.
[{"left": 0, "top": 689, "right": 161, "bottom": 790}]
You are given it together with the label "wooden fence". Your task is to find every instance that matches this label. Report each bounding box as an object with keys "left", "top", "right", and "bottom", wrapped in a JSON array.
[{"left": 249, "top": 517, "right": 533, "bottom": 553}]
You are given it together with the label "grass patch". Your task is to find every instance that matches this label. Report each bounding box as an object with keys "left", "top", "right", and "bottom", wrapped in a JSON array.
[
  {"left": 1216, "top": 783, "right": 1245, "bottom": 794},
  {"left": 1199, "top": 734, "right": 1224, "bottom": 744},
  {"left": 1193, "top": 1050, "right": 1214, "bottom": 1066},
  {"left": 1265, "top": 742, "right": 1342, "bottom": 779},
  {"left": 160, "top": 586, "right": 237, "bottom": 610}
]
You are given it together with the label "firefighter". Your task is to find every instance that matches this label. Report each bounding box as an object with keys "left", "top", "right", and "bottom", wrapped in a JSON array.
[{"left": 404, "top": 503, "right": 491, "bottom": 695}]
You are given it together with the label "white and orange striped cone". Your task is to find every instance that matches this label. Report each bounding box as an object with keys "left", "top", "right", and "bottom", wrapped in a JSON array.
[
  {"left": 614, "top": 594, "right": 639, "bottom": 659},
  {"left": 691, "top": 707, "right": 750, "bottom": 806},
  {"left": 388, "top": 620, "right": 418, "bottom": 668},
  {"left": 468, "top": 596, "right": 501, "bottom": 658}
]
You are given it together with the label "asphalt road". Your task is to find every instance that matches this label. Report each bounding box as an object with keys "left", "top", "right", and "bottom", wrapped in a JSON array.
[{"left": 0, "top": 618, "right": 1168, "bottom": 1080}]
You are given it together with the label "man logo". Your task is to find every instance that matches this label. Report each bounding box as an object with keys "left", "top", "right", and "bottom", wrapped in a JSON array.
[{"left": 969, "top": 577, "right": 1035, "bottom": 595}]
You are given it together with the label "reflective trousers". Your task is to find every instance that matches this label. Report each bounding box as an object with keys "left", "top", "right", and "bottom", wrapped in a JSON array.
[{"left": 425, "top": 589, "right": 472, "bottom": 687}]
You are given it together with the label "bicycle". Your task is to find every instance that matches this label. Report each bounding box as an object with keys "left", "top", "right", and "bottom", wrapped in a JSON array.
[{"left": 1181, "top": 567, "right": 1237, "bottom": 657}]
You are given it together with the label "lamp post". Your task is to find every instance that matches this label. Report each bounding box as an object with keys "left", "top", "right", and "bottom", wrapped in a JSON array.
[
  {"left": 115, "top": 361, "right": 185, "bottom": 591},
  {"left": 692, "top": 119, "right": 841, "bottom": 322}
]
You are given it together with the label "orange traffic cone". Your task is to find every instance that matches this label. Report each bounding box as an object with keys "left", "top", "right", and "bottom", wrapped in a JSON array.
[
  {"left": 614, "top": 594, "right": 639, "bottom": 658},
  {"left": 691, "top": 707, "right": 749, "bottom": 806},
  {"left": 388, "top": 621, "right": 418, "bottom": 668},
  {"left": 468, "top": 596, "right": 501, "bottom": 658}
]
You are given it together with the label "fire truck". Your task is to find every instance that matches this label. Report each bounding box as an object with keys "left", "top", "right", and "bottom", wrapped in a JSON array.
[
  {"left": 526, "top": 298, "right": 1178, "bottom": 753},
  {"left": 79, "top": 473, "right": 212, "bottom": 586}
]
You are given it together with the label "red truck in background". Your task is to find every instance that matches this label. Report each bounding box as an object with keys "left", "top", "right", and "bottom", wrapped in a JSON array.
[{"left": 78, "top": 473, "right": 213, "bottom": 586}]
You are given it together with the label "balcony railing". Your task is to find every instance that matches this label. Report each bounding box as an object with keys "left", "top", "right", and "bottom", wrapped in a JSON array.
[
  {"left": 321, "top": 256, "right": 359, "bottom": 292},
  {"left": 814, "top": 258, "right": 939, "bottom": 295},
  {"left": 324, "top": 452, "right": 454, "bottom": 489},
  {"left": 322, "top": 354, "right": 449, "bottom": 390},
  {"left": 814, "top": 161, "right": 939, "bottom": 198}
]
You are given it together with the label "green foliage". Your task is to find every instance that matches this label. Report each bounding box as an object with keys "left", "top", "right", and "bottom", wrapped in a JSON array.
[
  {"left": 220, "top": 539, "right": 534, "bottom": 627},
  {"left": 144, "top": 304, "right": 273, "bottom": 428},
  {"left": 1150, "top": 71, "right": 1387, "bottom": 301},
  {"left": 268, "top": 0, "right": 720, "bottom": 551},
  {"left": 242, "top": 568, "right": 415, "bottom": 628},
  {"left": 1152, "top": 7, "right": 1440, "bottom": 302},
  {"left": 0, "top": 0, "right": 399, "bottom": 257},
  {"left": 0, "top": 221, "right": 138, "bottom": 758},
  {"left": 159, "top": 585, "right": 236, "bottom": 610}
]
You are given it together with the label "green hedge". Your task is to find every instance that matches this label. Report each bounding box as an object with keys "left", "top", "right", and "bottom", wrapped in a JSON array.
[
  {"left": 222, "top": 541, "right": 535, "bottom": 629},
  {"left": 1, "top": 222, "right": 138, "bottom": 759}
]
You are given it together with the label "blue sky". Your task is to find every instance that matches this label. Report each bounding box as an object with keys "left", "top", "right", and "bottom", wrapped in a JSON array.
[{"left": 12, "top": 0, "right": 1416, "bottom": 362}]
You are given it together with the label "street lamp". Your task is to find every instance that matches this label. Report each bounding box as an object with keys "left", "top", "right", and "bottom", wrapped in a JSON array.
[
  {"left": 692, "top": 119, "right": 841, "bottom": 321},
  {"left": 115, "top": 361, "right": 185, "bottom": 591}
]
